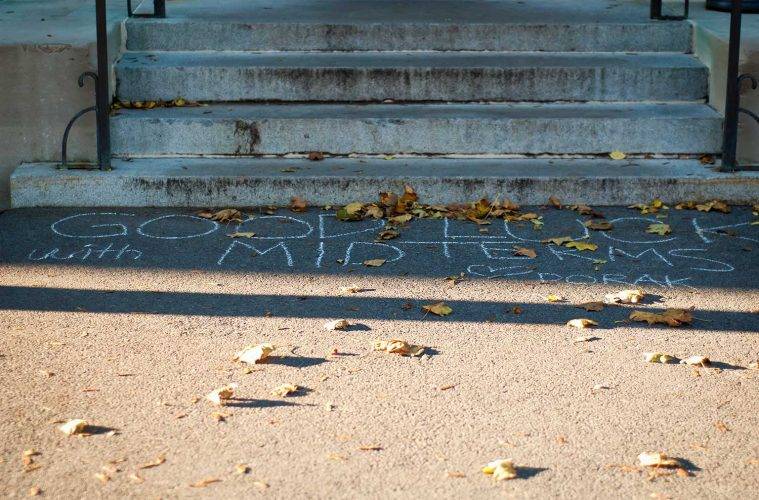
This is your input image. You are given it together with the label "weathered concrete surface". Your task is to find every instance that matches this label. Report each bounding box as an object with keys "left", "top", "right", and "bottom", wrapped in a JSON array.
[
  {"left": 0, "top": 206, "right": 757, "bottom": 498},
  {"left": 11, "top": 158, "right": 759, "bottom": 208},
  {"left": 690, "top": 1, "right": 759, "bottom": 166},
  {"left": 0, "top": 0, "right": 127, "bottom": 209},
  {"left": 115, "top": 51, "right": 709, "bottom": 103},
  {"left": 111, "top": 102, "right": 722, "bottom": 156}
]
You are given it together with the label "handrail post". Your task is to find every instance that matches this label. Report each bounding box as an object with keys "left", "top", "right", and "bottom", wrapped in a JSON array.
[
  {"left": 720, "top": 0, "right": 743, "bottom": 171},
  {"left": 154, "top": 0, "right": 166, "bottom": 18},
  {"left": 95, "top": 0, "right": 111, "bottom": 170}
]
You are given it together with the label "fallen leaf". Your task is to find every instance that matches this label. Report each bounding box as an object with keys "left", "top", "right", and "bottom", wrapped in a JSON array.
[
  {"left": 377, "top": 227, "right": 400, "bottom": 240},
  {"left": 363, "top": 258, "right": 386, "bottom": 267},
  {"left": 28, "top": 487, "right": 42, "bottom": 497},
  {"left": 271, "top": 383, "right": 299, "bottom": 397},
  {"left": 482, "top": 459, "right": 517, "bottom": 481},
  {"left": 541, "top": 236, "right": 573, "bottom": 246},
  {"left": 58, "top": 419, "right": 88, "bottom": 436},
  {"left": 307, "top": 151, "right": 324, "bottom": 161},
  {"left": 513, "top": 246, "right": 537, "bottom": 259},
  {"left": 565, "top": 241, "right": 598, "bottom": 251},
  {"left": 630, "top": 309, "right": 693, "bottom": 327},
  {"left": 644, "top": 352, "right": 677, "bottom": 364},
  {"left": 680, "top": 355, "right": 710, "bottom": 367},
  {"left": 546, "top": 294, "right": 564, "bottom": 303},
  {"left": 190, "top": 477, "right": 221, "bottom": 488},
  {"left": 235, "top": 464, "right": 251, "bottom": 475},
  {"left": 373, "top": 339, "right": 425, "bottom": 357},
  {"left": 577, "top": 301, "right": 604, "bottom": 312},
  {"left": 339, "top": 284, "right": 361, "bottom": 294},
  {"left": 748, "top": 360, "right": 759, "bottom": 369},
  {"left": 422, "top": 302, "right": 453, "bottom": 316},
  {"left": 234, "top": 343, "right": 275, "bottom": 364},
  {"left": 605, "top": 289, "right": 645, "bottom": 304},
  {"left": 610, "top": 151, "right": 627, "bottom": 160},
  {"left": 139, "top": 454, "right": 166, "bottom": 469},
  {"left": 638, "top": 452, "right": 682, "bottom": 468},
  {"left": 696, "top": 200, "right": 730, "bottom": 213},
  {"left": 324, "top": 319, "right": 350, "bottom": 331},
  {"left": 388, "top": 214, "right": 413, "bottom": 225},
  {"left": 359, "top": 444, "right": 383, "bottom": 451},
  {"left": 567, "top": 318, "right": 598, "bottom": 329},
  {"left": 584, "top": 219, "right": 613, "bottom": 231},
  {"left": 289, "top": 196, "right": 308, "bottom": 213},
  {"left": 206, "top": 384, "right": 237, "bottom": 406},
  {"left": 647, "top": 223, "right": 671, "bottom": 236},
  {"left": 548, "top": 196, "right": 562, "bottom": 209},
  {"left": 446, "top": 471, "right": 466, "bottom": 478},
  {"left": 227, "top": 232, "right": 256, "bottom": 238},
  {"left": 512, "top": 306, "right": 523, "bottom": 315},
  {"left": 197, "top": 208, "right": 243, "bottom": 223},
  {"left": 336, "top": 202, "right": 364, "bottom": 221}
]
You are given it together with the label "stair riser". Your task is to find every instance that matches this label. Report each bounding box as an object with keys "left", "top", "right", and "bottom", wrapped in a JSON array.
[
  {"left": 116, "top": 66, "right": 709, "bottom": 102},
  {"left": 125, "top": 21, "right": 693, "bottom": 53},
  {"left": 111, "top": 117, "right": 722, "bottom": 155}
]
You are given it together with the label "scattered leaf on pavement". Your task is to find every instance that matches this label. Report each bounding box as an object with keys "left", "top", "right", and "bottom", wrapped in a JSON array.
[
  {"left": 565, "top": 241, "right": 598, "bottom": 251},
  {"left": 647, "top": 223, "right": 671, "bottom": 236},
  {"left": 58, "top": 419, "right": 88, "bottom": 436},
  {"left": 680, "top": 355, "right": 711, "bottom": 367},
  {"left": 482, "top": 459, "right": 517, "bottom": 481},
  {"left": 605, "top": 289, "right": 645, "bottom": 304},
  {"left": 363, "top": 259, "right": 386, "bottom": 267},
  {"left": 206, "top": 384, "right": 237, "bottom": 406},
  {"left": 373, "top": 339, "right": 425, "bottom": 357},
  {"left": 340, "top": 284, "right": 361, "bottom": 294},
  {"left": 359, "top": 444, "right": 383, "bottom": 451},
  {"left": 289, "top": 197, "right": 308, "bottom": 213},
  {"left": 638, "top": 452, "right": 682, "bottom": 468},
  {"left": 630, "top": 309, "right": 693, "bottom": 327},
  {"left": 271, "top": 384, "right": 299, "bottom": 397},
  {"left": 577, "top": 301, "right": 604, "bottom": 312},
  {"left": 234, "top": 343, "right": 275, "bottom": 364},
  {"left": 584, "top": 219, "right": 613, "bottom": 231},
  {"left": 547, "top": 294, "right": 564, "bottom": 303},
  {"left": 227, "top": 232, "right": 256, "bottom": 238},
  {"left": 513, "top": 246, "right": 537, "bottom": 258},
  {"left": 541, "top": 236, "right": 573, "bottom": 246},
  {"left": 197, "top": 208, "right": 243, "bottom": 223},
  {"left": 324, "top": 319, "right": 350, "bottom": 331},
  {"left": 307, "top": 152, "right": 324, "bottom": 161},
  {"left": 139, "top": 454, "right": 166, "bottom": 470},
  {"left": 644, "top": 352, "right": 676, "bottom": 364},
  {"left": 190, "top": 477, "right": 222, "bottom": 488},
  {"left": 567, "top": 318, "right": 598, "bottom": 329},
  {"left": 422, "top": 302, "right": 453, "bottom": 316}
]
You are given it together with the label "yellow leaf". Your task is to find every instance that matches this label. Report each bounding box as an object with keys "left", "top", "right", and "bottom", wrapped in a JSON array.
[
  {"left": 364, "top": 204, "right": 384, "bottom": 219},
  {"left": 482, "top": 459, "right": 517, "bottom": 481},
  {"left": 584, "top": 219, "right": 613, "bottom": 231},
  {"left": 271, "top": 383, "right": 299, "bottom": 397},
  {"left": 566, "top": 318, "right": 598, "bottom": 329},
  {"left": 513, "top": 246, "right": 537, "bottom": 259},
  {"left": 197, "top": 208, "right": 243, "bottom": 223},
  {"left": 234, "top": 343, "right": 275, "bottom": 364},
  {"left": 647, "top": 223, "right": 671, "bottom": 236},
  {"left": 190, "top": 477, "right": 222, "bottom": 488},
  {"left": 643, "top": 352, "right": 676, "bottom": 363},
  {"left": 363, "top": 258, "right": 386, "bottom": 267},
  {"left": 609, "top": 151, "right": 627, "bottom": 160},
  {"left": 546, "top": 294, "right": 564, "bottom": 303},
  {"left": 373, "top": 339, "right": 425, "bottom": 357},
  {"left": 227, "top": 232, "right": 256, "bottom": 238},
  {"left": 564, "top": 241, "right": 598, "bottom": 251},
  {"left": 422, "top": 302, "right": 453, "bottom": 316},
  {"left": 541, "top": 236, "right": 573, "bottom": 246}
]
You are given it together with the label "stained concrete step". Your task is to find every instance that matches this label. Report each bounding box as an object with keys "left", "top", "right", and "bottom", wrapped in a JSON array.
[
  {"left": 125, "top": 19, "right": 693, "bottom": 53},
  {"left": 111, "top": 102, "right": 722, "bottom": 156},
  {"left": 115, "top": 51, "right": 709, "bottom": 103},
  {"left": 12, "top": 159, "right": 758, "bottom": 207}
]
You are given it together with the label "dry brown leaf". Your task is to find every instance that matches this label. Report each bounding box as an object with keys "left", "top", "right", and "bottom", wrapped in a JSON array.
[
  {"left": 363, "top": 258, "right": 386, "bottom": 267},
  {"left": 541, "top": 236, "right": 574, "bottom": 246},
  {"left": 577, "top": 301, "right": 604, "bottom": 312},
  {"left": 638, "top": 452, "right": 682, "bottom": 468},
  {"left": 548, "top": 196, "right": 562, "bottom": 209},
  {"left": 567, "top": 318, "right": 598, "bottom": 329},
  {"left": 446, "top": 471, "right": 467, "bottom": 478},
  {"left": 422, "top": 302, "right": 453, "bottom": 316},
  {"left": 58, "top": 419, "right": 88, "bottom": 436},
  {"left": 197, "top": 208, "right": 243, "bottom": 223},
  {"left": 696, "top": 200, "right": 731, "bottom": 213},
  {"left": 482, "top": 459, "right": 517, "bottom": 481},
  {"left": 512, "top": 306, "right": 523, "bottom": 315},
  {"left": 605, "top": 289, "right": 645, "bottom": 304},
  {"left": 388, "top": 214, "right": 413, "bottom": 225},
  {"left": 584, "top": 219, "right": 613, "bottom": 231},
  {"left": 289, "top": 196, "right": 308, "bottom": 213},
  {"left": 227, "top": 232, "right": 256, "bottom": 238},
  {"left": 190, "top": 477, "right": 221, "bottom": 488},
  {"left": 138, "top": 454, "right": 166, "bottom": 470},
  {"left": 513, "top": 246, "right": 537, "bottom": 259},
  {"left": 714, "top": 421, "right": 729, "bottom": 433},
  {"left": 94, "top": 472, "right": 110, "bottom": 484},
  {"left": 234, "top": 343, "right": 275, "bottom": 364},
  {"left": 271, "top": 383, "right": 299, "bottom": 397},
  {"left": 373, "top": 339, "right": 425, "bottom": 357},
  {"left": 573, "top": 335, "right": 600, "bottom": 343},
  {"left": 206, "top": 384, "right": 237, "bottom": 406},
  {"left": 565, "top": 241, "right": 598, "bottom": 251},
  {"left": 630, "top": 309, "right": 693, "bottom": 327},
  {"left": 28, "top": 487, "right": 42, "bottom": 497},
  {"left": 647, "top": 223, "right": 671, "bottom": 236},
  {"left": 680, "top": 355, "right": 710, "bottom": 367},
  {"left": 324, "top": 319, "right": 350, "bottom": 331},
  {"left": 307, "top": 151, "right": 324, "bottom": 161}
]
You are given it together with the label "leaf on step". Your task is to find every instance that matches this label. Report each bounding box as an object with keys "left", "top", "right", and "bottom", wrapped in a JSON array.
[
  {"left": 696, "top": 200, "right": 730, "bottom": 213},
  {"left": 373, "top": 339, "right": 425, "bottom": 357},
  {"left": 234, "top": 343, "right": 275, "bottom": 364},
  {"left": 647, "top": 223, "right": 671, "bottom": 236},
  {"left": 289, "top": 196, "right": 308, "bottom": 213},
  {"left": 565, "top": 241, "right": 598, "bottom": 251},
  {"left": 388, "top": 214, "right": 413, "bottom": 225},
  {"left": 604, "top": 289, "right": 645, "bottom": 304},
  {"left": 609, "top": 151, "right": 627, "bottom": 160},
  {"left": 482, "top": 459, "right": 517, "bottom": 481},
  {"left": 364, "top": 204, "right": 384, "bottom": 219},
  {"left": 566, "top": 318, "right": 598, "bottom": 329},
  {"left": 336, "top": 202, "right": 364, "bottom": 221},
  {"left": 630, "top": 309, "right": 693, "bottom": 327},
  {"left": 197, "top": 208, "right": 243, "bottom": 223},
  {"left": 513, "top": 246, "right": 537, "bottom": 259},
  {"left": 307, "top": 151, "right": 324, "bottom": 161},
  {"left": 422, "top": 302, "right": 452, "bottom": 316}
]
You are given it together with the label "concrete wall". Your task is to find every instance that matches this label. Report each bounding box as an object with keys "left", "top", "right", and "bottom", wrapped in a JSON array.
[{"left": 0, "top": 0, "right": 125, "bottom": 208}]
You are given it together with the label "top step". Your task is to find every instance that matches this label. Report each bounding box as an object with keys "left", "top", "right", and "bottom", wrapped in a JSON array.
[{"left": 125, "top": 0, "right": 693, "bottom": 53}]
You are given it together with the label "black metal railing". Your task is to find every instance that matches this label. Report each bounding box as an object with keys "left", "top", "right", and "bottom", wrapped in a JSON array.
[
  {"left": 60, "top": 0, "right": 165, "bottom": 170},
  {"left": 651, "top": 0, "right": 690, "bottom": 20}
]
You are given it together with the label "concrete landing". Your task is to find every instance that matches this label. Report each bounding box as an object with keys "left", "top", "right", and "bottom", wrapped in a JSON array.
[
  {"left": 111, "top": 102, "right": 723, "bottom": 156},
  {"left": 11, "top": 158, "right": 759, "bottom": 207}
]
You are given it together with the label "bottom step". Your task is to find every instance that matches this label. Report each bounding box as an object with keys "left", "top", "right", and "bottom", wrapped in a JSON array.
[{"left": 11, "top": 158, "right": 759, "bottom": 207}]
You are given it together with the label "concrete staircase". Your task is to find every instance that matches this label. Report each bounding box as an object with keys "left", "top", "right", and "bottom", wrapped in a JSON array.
[{"left": 11, "top": 0, "right": 759, "bottom": 207}]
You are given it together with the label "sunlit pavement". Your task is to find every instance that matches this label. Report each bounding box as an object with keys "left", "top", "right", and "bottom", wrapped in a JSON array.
[{"left": 1, "top": 206, "right": 757, "bottom": 498}]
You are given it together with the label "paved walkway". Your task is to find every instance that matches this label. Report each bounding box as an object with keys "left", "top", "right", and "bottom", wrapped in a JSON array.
[{"left": 0, "top": 205, "right": 757, "bottom": 498}]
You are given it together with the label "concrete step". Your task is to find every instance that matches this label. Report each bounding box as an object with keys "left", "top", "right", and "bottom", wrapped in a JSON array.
[
  {"left": 12, "top": 158, "right": 758, "bottom": 207},
  {"left": 125, "top": 19, "right": 692, "bottom": 53},
  {"left": 111, "top": 102, "right": 722, "bottom": 156},
  {"left": 115, "top": 51, "right": 709, "bottom": 103}
]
